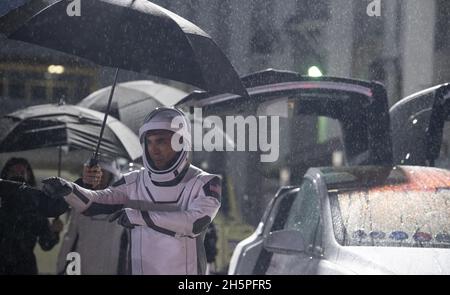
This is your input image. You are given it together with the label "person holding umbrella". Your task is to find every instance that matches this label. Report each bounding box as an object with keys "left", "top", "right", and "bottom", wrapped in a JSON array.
[
  {"left": 0, "top": 158, "right": 66, "bottom": 274},
  {"left": 43, "top": 107, "right": 221, "bottom": 275}
]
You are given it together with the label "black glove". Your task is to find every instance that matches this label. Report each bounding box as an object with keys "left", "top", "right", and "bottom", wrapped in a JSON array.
[
  {"left": 109, "top": 209, "right": 136, "bottom": 229},
  {"left": 42, "top": 177, "right": 73, "bottom": 199}
]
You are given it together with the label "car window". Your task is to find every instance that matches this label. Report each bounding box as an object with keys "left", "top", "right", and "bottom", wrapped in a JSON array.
[
  {"left": 265, "top": 189, "right": 297, "bottom": 234},
  {"left": 257, "top": 96, "right": 346, "bottom": 181},
  {"left": 282, "top": 179, "right": 320, "bottom": 245},
  {"left": 330, "top": 187, "right": 450, "bottom": 248}
]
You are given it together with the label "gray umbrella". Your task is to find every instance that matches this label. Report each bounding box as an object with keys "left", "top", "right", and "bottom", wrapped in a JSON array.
[
  {"left": 78, "top": 80, "right": 189, "bottom": 134},
  {"left": 0, "top": 103, "right": 142, "bottom": 161}
]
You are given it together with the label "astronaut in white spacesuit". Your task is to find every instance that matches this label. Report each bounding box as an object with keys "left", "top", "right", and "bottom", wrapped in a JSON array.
[{"left": 42, "top": 107, "right": 221, "bottom": 275}]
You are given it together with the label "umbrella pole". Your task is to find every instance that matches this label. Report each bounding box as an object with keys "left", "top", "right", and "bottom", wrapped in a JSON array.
[
  {"left": 58, "top": 145, "right": 62, "bottom": 177},
  {"left": 89, "top": 68, "right": 120, "bottom": 166},
  {"left": 55, "top": 145, "right": 63, "bottom": 221}
]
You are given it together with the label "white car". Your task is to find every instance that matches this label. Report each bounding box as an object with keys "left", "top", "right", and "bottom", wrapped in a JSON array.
[{"left": 230, "top": 165, "right": 450, "bottom": 275}]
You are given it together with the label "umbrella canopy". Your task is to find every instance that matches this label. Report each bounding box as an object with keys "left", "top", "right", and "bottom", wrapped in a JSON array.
[
  {"left": 78, "top": 80, "right": 189, "bottom": 134},
  {"left": 0, "top": 0, "right": 248, "bottom": 97},
  {"left": 0, "top": 104, "right": 142, "bottom": 161}
]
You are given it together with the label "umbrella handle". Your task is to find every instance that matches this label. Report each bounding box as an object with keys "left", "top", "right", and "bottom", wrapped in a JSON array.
[{"left": 88, "top": 157, "right": 99, "bottom": 168}]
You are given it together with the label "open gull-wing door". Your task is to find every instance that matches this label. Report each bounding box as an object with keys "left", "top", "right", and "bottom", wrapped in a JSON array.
[
  {"left": 179, "top": 69, "right": 392, "bottom": 169},
  {"left": 390, "top": 83, "right": 450, "bottom": 168}
]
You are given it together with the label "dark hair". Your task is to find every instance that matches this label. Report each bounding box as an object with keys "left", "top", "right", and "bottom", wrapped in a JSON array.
[{"left": 1, "top": 157, "right": 36, "bottom": 187}]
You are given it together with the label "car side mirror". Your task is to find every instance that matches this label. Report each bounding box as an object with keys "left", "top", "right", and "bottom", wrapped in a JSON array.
[{"left": 263, "top": 229, "right": 307, "bottom": 254}]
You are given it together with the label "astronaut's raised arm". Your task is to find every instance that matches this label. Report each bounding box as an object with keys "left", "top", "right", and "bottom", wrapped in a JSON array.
[
  {"left": 64, "top": 176, "right": 129, "bottom": 216},
  {"left": 127, "top": 175, "right": 221, "bottom": 237}
]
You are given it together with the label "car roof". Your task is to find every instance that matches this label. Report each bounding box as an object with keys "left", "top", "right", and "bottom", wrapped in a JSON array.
[{"left": 313, "top": 165, "right": 450, "bottom": 192}]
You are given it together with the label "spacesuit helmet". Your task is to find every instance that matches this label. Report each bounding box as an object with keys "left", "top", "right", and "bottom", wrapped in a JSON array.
[{"left": 139, "top": 107, "right": 191, "bottom": 183}]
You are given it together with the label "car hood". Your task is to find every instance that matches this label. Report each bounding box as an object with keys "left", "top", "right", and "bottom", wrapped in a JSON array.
[{"left": 333, "top": 246, "right": 450, "bottom": 275}]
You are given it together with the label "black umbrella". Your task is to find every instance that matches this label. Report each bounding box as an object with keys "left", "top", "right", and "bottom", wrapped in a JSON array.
[
  {"left": 78, "top": 80, "right": 189, "bottom": 134},
  {"left": 0, "top": 0, "right": 247, "bottom": 97},
  {"left": 0, "top": 103, "right": 142, "bottom": 161},
  {"left": 0, "top": 0, "right": 247, "bottom": 170}
]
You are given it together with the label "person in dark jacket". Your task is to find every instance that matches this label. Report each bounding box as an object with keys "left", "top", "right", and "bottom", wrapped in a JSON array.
[{"left": 0, "top": 158, "right": 67, "bottom": 274}]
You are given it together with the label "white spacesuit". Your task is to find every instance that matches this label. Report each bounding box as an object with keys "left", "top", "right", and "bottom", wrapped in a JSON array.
[{"left": 46, "top": 108, "right": 221, "bottom": 275}]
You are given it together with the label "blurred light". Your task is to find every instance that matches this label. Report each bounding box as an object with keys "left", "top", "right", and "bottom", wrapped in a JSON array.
[
  {"left": 317, "top": 116, "right": 328, "bottom": 144},
  {"left": 48, "top": 65, "right": 65, "bottom": 74},
  {"left": 332, "top": 151, "right": 344, "bottom": 167},
  {"left": 279, "top": 167, "right": 290, "bottom": 186},
  {"left": 308, "top": 66, "right": 323, "bottom": 77}
]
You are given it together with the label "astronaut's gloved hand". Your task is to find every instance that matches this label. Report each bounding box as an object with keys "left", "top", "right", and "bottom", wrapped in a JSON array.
[
  {"left": 42, "top": 177, "right": 74, "bottom": 199},
  {"left": 109, "top": 208, "right": 139, "bottom": 229}
]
